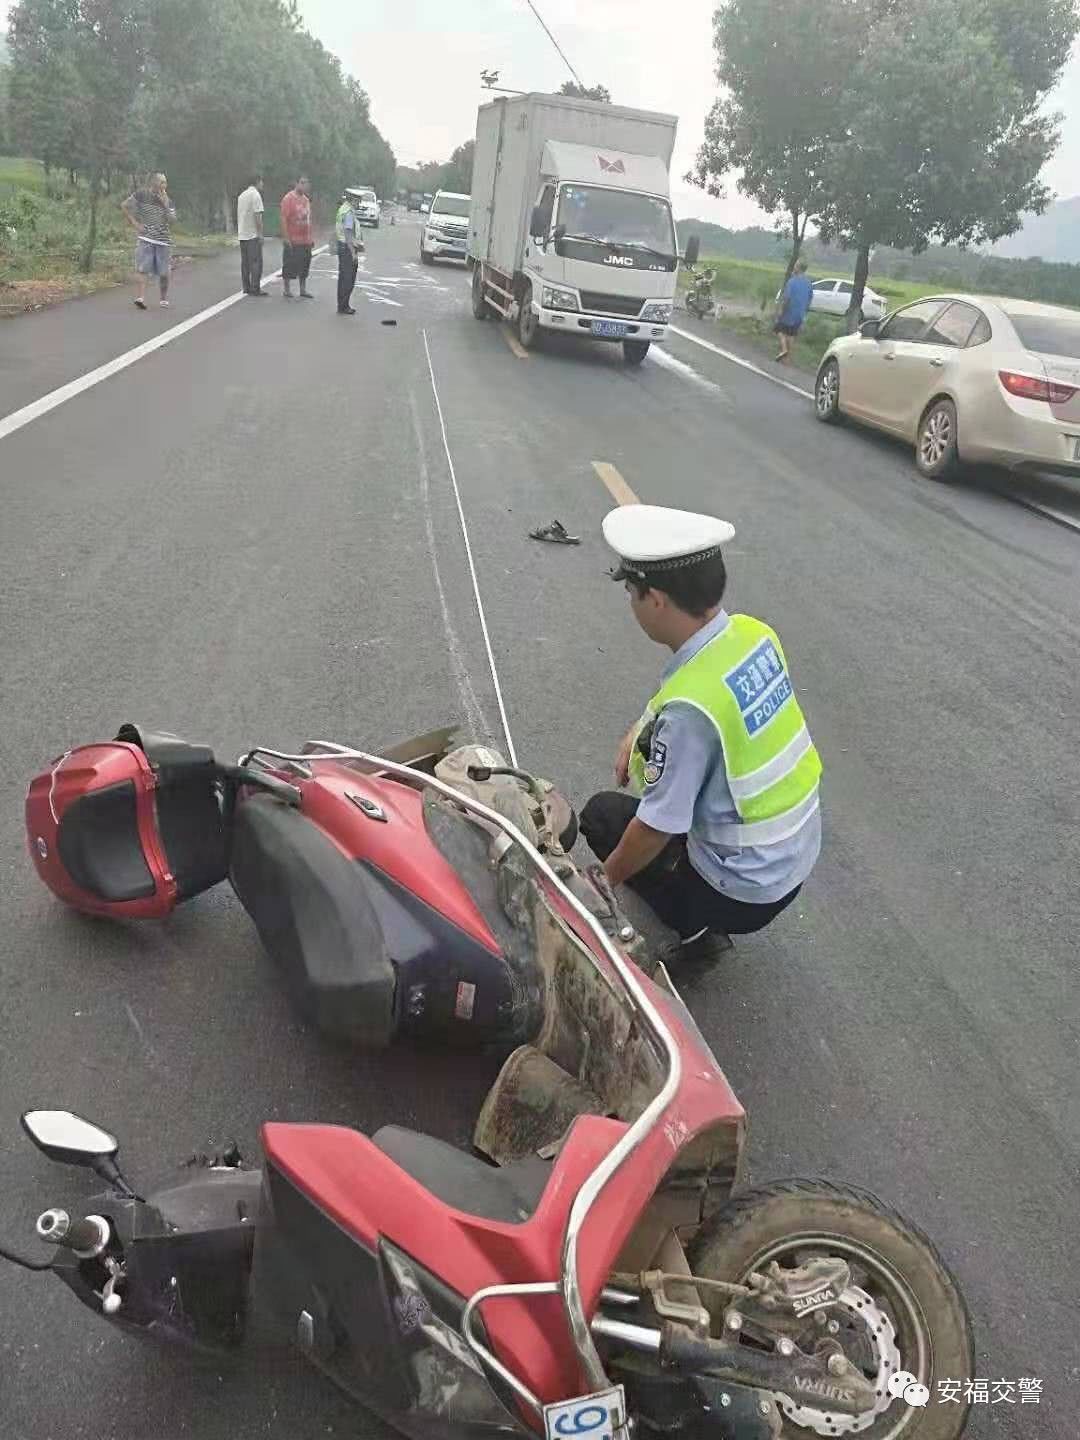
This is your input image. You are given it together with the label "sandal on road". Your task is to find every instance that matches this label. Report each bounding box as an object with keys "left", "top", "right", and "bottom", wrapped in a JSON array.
[{"left": 529, "top": 519, "right": 580, "bottom": 545}]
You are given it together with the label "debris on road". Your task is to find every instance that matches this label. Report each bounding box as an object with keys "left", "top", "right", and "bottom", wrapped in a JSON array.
[{"left": 528, "top": 519, "right": 580, "bottom": 545}]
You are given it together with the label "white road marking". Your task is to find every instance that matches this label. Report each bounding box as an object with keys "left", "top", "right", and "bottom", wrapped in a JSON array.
[
  {"left": 668, "top": 325, "right": 814, "bottom": 401},
  {"left": 422, "top": 328, "right": 518, "bottom": 765},
  {"left": 649, "top": 343, "right": 730, "bottom": 402},
  {"left": 408, "top": 390, "right": 492, "bottom": 741},
  {"left": 0, "top": 245, "right": 329, "bottom": 444}
]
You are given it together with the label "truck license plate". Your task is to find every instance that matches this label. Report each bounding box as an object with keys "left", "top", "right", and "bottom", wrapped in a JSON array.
[
  {"left": 544, "top": 1386, "right": 626, "bottom": 1440},
  {"left": 591, "top": 320, "right": 627, "bottom": 339}
]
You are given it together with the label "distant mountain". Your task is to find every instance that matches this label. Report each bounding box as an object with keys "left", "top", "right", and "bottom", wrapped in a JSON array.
[{"left": 993, "top": 197, "right": 1080, "bottom": 263}]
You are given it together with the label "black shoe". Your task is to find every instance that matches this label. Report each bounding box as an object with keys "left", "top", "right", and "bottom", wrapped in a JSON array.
[
  {"left": 299, "top": 289, "right": 315, "bottom": 299},
  {"left": 658, "top": 928, "right": 734, "bottom": 967},
  {"left": 247, "top": 289, "right": 268, "bottom": 298},
  {"left": 337, "top": 305, "right": 356, "bottom": 315}
]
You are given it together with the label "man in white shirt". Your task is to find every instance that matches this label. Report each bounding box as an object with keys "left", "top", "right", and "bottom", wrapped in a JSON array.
[{"left": 236, "top": 174, "right": 267, "bottom": 297}]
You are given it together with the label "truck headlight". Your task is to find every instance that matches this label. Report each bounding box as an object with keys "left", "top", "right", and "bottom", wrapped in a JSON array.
[
  {"left": 542, "top": 286, "right": 579, "bottom": 310},
  {"left": 640, "top": 301, "right": 672, "bottom": 323}
]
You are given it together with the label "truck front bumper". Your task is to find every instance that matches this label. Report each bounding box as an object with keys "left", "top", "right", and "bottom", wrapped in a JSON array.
[{"left": 537, "top": 307, "right": 668, "bottom": 343}]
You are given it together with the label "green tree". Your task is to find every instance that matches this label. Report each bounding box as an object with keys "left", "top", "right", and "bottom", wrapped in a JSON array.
[
  {"left": 438, "top": 140, "right": 474, "bottom": 194},
  {"left": 689, "top": 0, "right": 863, "bottom": 280},
  {"left": 558, "top": 80, "right": 611, "bottom": 102},
  {"left": 9, "top": 0, "right": 148, "bottom": 270},
  {"left": 818, "top": 0, "right": 1078, "bottom": 327}
]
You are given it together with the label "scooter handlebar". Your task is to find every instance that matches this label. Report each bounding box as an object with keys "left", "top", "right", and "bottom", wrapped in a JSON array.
[{"left": 35, "top": 1209, "right": 110, "bottom": 1257}]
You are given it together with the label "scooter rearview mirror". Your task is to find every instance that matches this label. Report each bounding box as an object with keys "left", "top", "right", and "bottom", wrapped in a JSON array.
[{"left": 21, "top": 1110, "right": 119, "bottom": 1167}]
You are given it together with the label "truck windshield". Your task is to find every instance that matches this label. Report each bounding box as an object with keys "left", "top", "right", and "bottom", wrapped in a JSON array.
[
  {"left": 557, "top": 185, "right": 675, "bottom": 258},
  {"left": 432, "top": 195, "right": 470, "bottom": 217}
]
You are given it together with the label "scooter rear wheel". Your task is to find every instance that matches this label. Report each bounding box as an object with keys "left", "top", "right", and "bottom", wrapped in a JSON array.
[{"left": 688, "top": 1178, "right": 974, "bottom": 1438}]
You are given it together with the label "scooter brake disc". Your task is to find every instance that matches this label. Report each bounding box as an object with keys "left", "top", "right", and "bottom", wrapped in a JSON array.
[{"left": 774, "top": 1284, "right": 902, "bottom": 1435}]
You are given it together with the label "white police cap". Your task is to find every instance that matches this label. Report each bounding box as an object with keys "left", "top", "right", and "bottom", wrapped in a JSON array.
[{"left": 602, "top": 505, "right": 735, "bottom": 581}]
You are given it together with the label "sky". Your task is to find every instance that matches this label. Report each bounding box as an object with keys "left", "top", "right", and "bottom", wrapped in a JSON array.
[{"left": 295, "top": 0, "right": 1080, "bottom": 232}]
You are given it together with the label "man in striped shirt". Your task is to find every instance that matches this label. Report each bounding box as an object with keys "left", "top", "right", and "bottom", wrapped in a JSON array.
[{"left": 121, "top": 173, "right": 175, "bottom": 310}]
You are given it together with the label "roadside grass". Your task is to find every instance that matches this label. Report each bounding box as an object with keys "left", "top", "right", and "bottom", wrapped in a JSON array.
[
  {"left": 676, "top": 252, "right": 957, "bottom": 373},
  {"left": 679, "top": 252, "right": 950, "bottom": 311},
  {"left": 0, "top": 156, "right": 230, "bottom": 315}
]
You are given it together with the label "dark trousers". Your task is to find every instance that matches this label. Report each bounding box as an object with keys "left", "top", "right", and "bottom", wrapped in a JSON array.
[
  {"left": 282, "top": 242, "right": 312, "bottom": 286},
  {"left": 581, "top": 792, "right": 800, "bottom": 938},
  {"left": 239, "top": 237, "right": 263, "bottom": 293},
  {"left": 337, "top": 242, "right": 358, "bottom": 310}
]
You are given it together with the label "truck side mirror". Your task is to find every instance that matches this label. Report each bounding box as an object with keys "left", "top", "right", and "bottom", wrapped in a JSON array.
[
  {"left": 530, "top": 204, "right": 551, "bottom": 240},
  {"left": 683, "top": 235, "right": 700, "bottom": 267}
]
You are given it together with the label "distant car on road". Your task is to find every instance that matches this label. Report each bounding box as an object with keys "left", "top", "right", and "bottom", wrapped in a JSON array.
[
  {"left": 407, "top": 192, "right": 423, "bottom": 212},
  {"left": 776, "top": 276, "right": 887, "bottom": 322},
  {"left": 420, "top": 193, "right": 433, "bottom": 214},
  {"left": 351, "top": 188, "right": 379, "bottom": 228},
  {"left": 815, "top": 294, "right": 1080, "bottom": 481},
  {"left": 420, "top": 190, "right": 471, "bottom": 265}
]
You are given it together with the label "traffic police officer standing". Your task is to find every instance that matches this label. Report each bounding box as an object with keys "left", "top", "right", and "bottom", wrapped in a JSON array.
[
  {"left": 335, "top": 188, "right": 364, "bottom": 315},
  {"left": 581, "top": 505, "right": 822, "bottom": 965}
]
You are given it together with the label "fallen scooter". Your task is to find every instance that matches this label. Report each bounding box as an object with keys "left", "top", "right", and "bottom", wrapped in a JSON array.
[
  {"left": 26, "top": 724, "right": 648, "bottom": 1047},
  {"left": 12, "top": 748, "right": 974, "bottom": 1439}
]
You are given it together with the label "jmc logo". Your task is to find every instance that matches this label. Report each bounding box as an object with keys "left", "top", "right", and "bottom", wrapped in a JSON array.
[{"left": 603, "top": 255, "right": 634, "bottom": 266}]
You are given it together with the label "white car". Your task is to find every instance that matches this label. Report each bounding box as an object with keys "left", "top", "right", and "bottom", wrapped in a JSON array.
[
  {"left": 420, "top": 190, "right": 471, "bottom": 265},
  {"left": 814, "top": 294, "right": 1080, "bottom": 480},
  {"left": 352, "top": 188, "right": 379, "bottom": 228},
  {"left": 806, "top": 277, "right": 888, "bottom": 321}
]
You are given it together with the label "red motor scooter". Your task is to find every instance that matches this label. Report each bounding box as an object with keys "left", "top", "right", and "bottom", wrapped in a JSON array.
[{"left": 13, "top": 745, "right": 973, "bottom": 1440}]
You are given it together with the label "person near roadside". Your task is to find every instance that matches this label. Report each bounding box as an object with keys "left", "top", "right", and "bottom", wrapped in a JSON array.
[
  {"left": 773, "top": 257, "right": 813, "bottom": 362},
  {"left": 280, "top": 175, "right": 314, "bottom": 299},
  {"left": 237, "top": 173, "right": 267, "bottom": 297},
  {"left": 335, "top": 188, "right": 364, "bottom": 315},
  {"left": 580, "top": 504, "right": 822, "bottom": 967},
  {"left": 121, "top": 172, "right": 176, "bottom": 310}
]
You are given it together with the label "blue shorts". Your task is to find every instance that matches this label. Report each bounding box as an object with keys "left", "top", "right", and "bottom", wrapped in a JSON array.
[{"left": 135, "top": 239, "right": 171, "bottom": 277}]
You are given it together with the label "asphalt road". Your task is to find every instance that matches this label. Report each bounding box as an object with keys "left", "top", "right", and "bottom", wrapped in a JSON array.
[{"left": 1, "top": 215, "right": 1078, "bottom": 1439}]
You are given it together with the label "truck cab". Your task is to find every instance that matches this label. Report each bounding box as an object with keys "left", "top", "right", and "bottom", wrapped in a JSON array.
[{"left": 523, "top": 143, "right": 677, "bottom": 357}]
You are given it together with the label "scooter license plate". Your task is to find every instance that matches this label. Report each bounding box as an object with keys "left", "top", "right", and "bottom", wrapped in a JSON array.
[
  {"left": 544, "top": 1385, "right": 626, "bottom": 1440},
  {"left": 591, "top": 320, "right": 627, "bottom": 339}
]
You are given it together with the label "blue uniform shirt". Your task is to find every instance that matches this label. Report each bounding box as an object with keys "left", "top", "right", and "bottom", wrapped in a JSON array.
[
  {"left": 636, "top": 610, "right": 821, "bottom": 904},
  {"left": 779, "top": 273, "right": 813, "bottom": 328}
]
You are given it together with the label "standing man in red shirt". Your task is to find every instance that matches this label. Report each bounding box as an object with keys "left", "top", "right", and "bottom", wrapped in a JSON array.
[{"left": 280, "top": 175, "right": 314, "bottom": 299}]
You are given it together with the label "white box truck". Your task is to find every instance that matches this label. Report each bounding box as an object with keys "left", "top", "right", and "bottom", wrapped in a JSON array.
[{"left": 468, "top": 93, "right": 698, "bottom": 364}]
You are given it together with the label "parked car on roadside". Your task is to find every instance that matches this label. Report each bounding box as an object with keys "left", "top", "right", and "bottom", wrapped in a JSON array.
[
  {"left": 420, "top": 190, "right": 471, "bottom": 264},
  {"left": 811, "top": 277, "right": 888, "bottom": 321},
  {"left": 776, "top": 276, "right": 887, "bottom": 322},
  {"left": 814, "top": 294, "right": 1080, "bottom": 481}
]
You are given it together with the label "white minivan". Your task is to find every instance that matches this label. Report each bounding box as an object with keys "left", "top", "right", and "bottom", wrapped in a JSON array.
[
  {"left": 421, "top": 191, "right": 471, "bottom": 264},
  {"left": 353, "top": 188, "right": 380, "bottom": 228}
]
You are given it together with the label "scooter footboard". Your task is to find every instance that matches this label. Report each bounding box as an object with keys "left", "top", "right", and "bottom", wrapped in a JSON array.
[{"left": 51, "top": 1167, "right": 263, "bottom": 1352}]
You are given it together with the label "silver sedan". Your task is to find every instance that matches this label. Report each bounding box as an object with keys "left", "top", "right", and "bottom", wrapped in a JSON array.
[{"left": 814, "top": 295, "right": 1080, "bottom": 480}]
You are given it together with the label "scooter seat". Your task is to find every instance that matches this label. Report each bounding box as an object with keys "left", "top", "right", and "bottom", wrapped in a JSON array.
[{"left": 372, "top": 1125, "right": 549, "bottom": 1224}]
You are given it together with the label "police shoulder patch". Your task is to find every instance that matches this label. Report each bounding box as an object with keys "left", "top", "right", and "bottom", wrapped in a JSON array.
[{"left": 643, "top": 739, "right": 667, "bottom": 786}]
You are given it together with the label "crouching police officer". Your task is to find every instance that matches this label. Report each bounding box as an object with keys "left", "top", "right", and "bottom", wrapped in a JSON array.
[{"left": 581, "top": 505, "right": 822, "bottom": 965}]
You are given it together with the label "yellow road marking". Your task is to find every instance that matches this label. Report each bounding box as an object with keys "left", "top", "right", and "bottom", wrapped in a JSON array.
[
  {"left": 501, "top": 326, "right": 529, "bottom": 359},
  {"left": 592, "top": 461, "right": 639, "bottom": 506}
]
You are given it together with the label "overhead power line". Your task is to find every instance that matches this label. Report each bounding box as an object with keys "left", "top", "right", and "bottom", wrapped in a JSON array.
[{"left": 521, "top": 0, "right": 586, "bottom": 90}]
